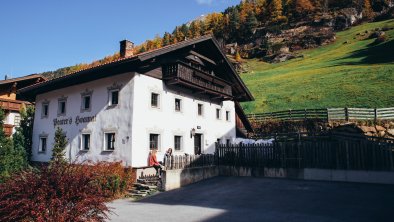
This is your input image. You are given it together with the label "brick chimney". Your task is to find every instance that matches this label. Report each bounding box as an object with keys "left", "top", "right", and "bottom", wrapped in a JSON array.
[{"left": 120, "top": 40, "right": 134, "bottom": 58}]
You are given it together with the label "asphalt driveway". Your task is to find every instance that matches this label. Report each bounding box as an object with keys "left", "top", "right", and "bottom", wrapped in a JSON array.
[{"left": 108, "top": 176, "right": 394, "bottom": 222}]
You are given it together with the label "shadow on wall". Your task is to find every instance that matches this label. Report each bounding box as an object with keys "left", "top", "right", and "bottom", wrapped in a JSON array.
[{"left": 339, "top": 39, "right": 394, "bottom": 65}]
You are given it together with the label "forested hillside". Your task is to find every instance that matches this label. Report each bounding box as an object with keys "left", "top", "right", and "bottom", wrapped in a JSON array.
[{"left": 40, "top": 0, "right": 394, "bottom": 79}]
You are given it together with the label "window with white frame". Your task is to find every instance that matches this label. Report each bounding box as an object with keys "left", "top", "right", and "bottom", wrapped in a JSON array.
[
  {"left": 39, "top": 136, "right": 47, "bottom": 153},
  {"left": 109, "top": 90, "right": 119, "bottom": 106},
  {"left": 149, "top": 134, "right": 159, "bottom": 150},
  {"left": 81, "top": 134, "right": 90, "bottom": 151},
  {"left": 216, "top": 108, "right": 221, "bottom": 119},
  {"left": 198, "top": 104, "right": 203, "bottom": 116},
  {"left": 58, "top": 98, "right": 67, "bottom": 116},
  {"left": 175, "top": 98, "right": 181, "bottom": 112},
  {"left": 226, "top": 111, "right": 230, "bottom": 121},
  {"left": 81, "top": 95, "right": 91, "bottom": 111},
  {"left": 151, "top": 93, "right": 159, "bottom": 108},
  {"left": 174, "top": 136, "right": 182, "bottom": 151},
  {"left": 104, "top": 132, "right": 116, "bottom": 151},
  {"left": 42, "top": 102, "right": 49, "bottom": 118}
]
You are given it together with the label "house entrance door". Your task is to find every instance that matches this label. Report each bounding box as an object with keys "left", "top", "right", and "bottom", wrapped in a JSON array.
[{"left": 194, "top": 134, "right": 202, "bottom": 155}]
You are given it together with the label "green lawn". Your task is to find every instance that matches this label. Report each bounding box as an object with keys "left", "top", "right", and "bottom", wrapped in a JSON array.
[{"left": 240, "top": 19, "right": 394, "bottom": 114}]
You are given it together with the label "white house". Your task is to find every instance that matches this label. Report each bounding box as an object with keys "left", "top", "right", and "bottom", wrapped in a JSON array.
[{"left": 19, "top": 35, "right": 254, "bottom": 167}]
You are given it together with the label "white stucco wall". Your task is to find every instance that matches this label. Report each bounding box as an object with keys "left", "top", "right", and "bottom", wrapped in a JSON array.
[
  {"left": 131, "top": 73, "right": 235, "bottom": 167},
  {"left": 32, "top": 72, "right": 135, "bottom": 165},
  {"left": 32, "top": 72, "right": 236, "bottom": 167}
]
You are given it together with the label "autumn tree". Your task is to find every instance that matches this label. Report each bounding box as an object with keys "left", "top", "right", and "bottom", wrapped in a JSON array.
[
  {"left": 363, "top": 0, "right": 374, "bottom": 19},
  {"left": 269, "top": 0, "right": 287, "bottom": 24},
  {"left": 188, "top": 21, "right": 201, "bottom": 38}
]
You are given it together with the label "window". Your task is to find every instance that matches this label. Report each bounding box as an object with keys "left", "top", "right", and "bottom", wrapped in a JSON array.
[
  {"left": 42, "top": 102, "right": 49, "bottom": 118},
  {"left": 104, "top": 132, "right": 115, "bottom": 151},
  {"left": 151, "top": 93, "right": 159, "bottom": 108},
  {"left": 226, "top": 111, "right": 230, "bottom": 121},
  {"left": 226, "top": 139, "right": 230, "bottom": 146},
  {"left": 82, "top": 95, "right": 91, "bottom": 111},
  {"left": 81, "top": 134, "right": 90, "bottom": 151},
  {"left": 216, "top": 108, "right": 221, "bottom": 119},
  {"left": 174, "top": 136, "right": 182, "bottom": 151},
  {"left": 109, "top": 90, "right": 119, "bottom": 106},
  {"left": 14, "top": 114, "right": 21, "bottom": 126},
  {"left": 175, "top": 98, "right": 181, "bottom": 112},
  {"left": 58, "top": 99, "right": 67, "bottom": 116},
  {"left": 216, "top": 138, "right": 221, "bottom": 144},
  {"left": 149, "top": 134, "right": 159, "bottom": 150},
  {"left": 198, "top": 104, "right": 203, "bottom": 116},
  {"left": 39, "top": 137, "right": 47, "bottom": 153}
]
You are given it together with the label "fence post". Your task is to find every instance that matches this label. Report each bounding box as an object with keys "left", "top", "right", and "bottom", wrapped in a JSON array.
[
  {"left": 326, "top": 108, "right": 330, "bottom": 122},
  {"left": 374, "top": 108, "right": 378, "bottom": 122},
  {"left": 345, "top": 141, "right": 350, "bottom": 170},
  {"left": 345, "top": 107, "right": 349, "bottom": 121},
  {"left": 304, "top": 109, "right": 307, "bottom": 119}
]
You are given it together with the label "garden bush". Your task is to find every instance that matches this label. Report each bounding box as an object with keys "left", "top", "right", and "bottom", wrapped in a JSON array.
[{"left": 0, "top": 161, "right": 135, "bottom": 222}]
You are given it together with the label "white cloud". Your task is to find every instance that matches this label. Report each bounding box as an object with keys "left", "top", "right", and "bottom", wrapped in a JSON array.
[{"left": 196, "top": 0, "right": 214, "bottom": 5}]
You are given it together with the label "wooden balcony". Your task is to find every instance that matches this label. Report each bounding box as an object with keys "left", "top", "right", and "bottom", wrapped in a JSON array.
[
  {"left": 163, "top": 62, "right": 232, "bottom": 99},
  {"left": 0, "top": 98, "right": 26, "bottom": 111},
  {"left": 3, "top": 124, "right": 13, "bottom": 137}
]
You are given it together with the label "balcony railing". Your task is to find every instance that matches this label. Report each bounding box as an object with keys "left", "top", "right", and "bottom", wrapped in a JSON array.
[
  {"left": 163, "top": 62, "right": 232, "bottom": 98},
  {"left": 0, "top": 98, "right": 26, "bottom": 111}
]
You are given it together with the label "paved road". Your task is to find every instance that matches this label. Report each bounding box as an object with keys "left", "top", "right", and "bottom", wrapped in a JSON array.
[{"left": 108, "top": 176, "right": 394, "bottom": 222}]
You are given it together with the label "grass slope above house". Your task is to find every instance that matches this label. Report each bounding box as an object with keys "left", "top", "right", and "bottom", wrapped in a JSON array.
[{"left": 241, "top": 19, "right": 394, "bottom": 114}]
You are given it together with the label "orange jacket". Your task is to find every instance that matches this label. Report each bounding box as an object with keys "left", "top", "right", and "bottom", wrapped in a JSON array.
[{"left": 149, "top": 153, "right": 159, "bottom": 166}]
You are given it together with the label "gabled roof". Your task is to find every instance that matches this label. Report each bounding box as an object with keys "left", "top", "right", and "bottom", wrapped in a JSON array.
[
  {"left": 18, "top": 35, "right": 253, "bottom": 102},
  {"left": 0, "top": 74, "right": 46, "bottom": 86}
]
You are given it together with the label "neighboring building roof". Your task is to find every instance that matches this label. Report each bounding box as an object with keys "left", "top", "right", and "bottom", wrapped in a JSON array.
[
  {"left": 0, "top": 74, "right": 46, "bottom": 86},
  {"left": 18, "top": 35, "right": 253, "bottom": 102}
]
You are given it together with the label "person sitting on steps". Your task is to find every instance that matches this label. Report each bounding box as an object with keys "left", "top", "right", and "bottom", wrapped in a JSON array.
[
  {"left": 149, "top": 150, "right": 162, "bottom": 176},
  {"left": 163, "top": 148, "right": 173, "bottom": 166}
]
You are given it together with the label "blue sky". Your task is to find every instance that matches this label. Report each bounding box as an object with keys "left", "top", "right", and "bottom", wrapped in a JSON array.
[{"left": 0, "top": 0, "right": 240, "bottom": 79}]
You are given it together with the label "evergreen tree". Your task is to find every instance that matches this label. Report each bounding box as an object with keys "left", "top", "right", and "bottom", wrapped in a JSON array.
[
  {"left": 229, "top": 7, "right": 241, "bottom": 42},
  {"left": 241, "top": 11, "right": 259, "bottom": 41},
  {"left": 50, "top": 127, "right": 68, "bottom": 165},
  {"left": 0, "top": 109, "right": 28, "bottom": 182},
  {"left": 162, "top": 32, "right": 171, "bottom": 46},
  {"left": 18, "top": 105, "right": 34, "bottom": 161}
]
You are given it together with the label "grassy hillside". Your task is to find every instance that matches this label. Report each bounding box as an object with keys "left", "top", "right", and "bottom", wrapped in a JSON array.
[{"left": 241, "top": 19, "right": 394, "bottom": 114}]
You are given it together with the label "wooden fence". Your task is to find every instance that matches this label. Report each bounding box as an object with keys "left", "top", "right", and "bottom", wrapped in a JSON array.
[
  {"left": 247, "top": 107, "right": 394, "bottom": 122},
  {"left": 216, "top": 139, "right": 394, "bottom": 171},
  {"left": 163, "top": 154, "right": 216, "bottom": 170}
]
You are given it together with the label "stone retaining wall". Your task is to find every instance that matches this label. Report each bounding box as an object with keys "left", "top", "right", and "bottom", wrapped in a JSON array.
[
  {"left": 162, "top": 166, "right": 219, "bottom": 191},
  {"left": 219, "top": 166, "right": 394, "bottom": 184}
]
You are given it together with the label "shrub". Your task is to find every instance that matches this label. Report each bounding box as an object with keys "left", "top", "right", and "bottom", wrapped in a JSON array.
[
  {"left": 374, "top": 34, "right": 387, "bottom": 44},
  {"left": 0, "top": 160, "right": 135, "bottom": 221},
  {"left": 89, "top": 161, "right": 134, "bottom": 199},
  {"left": 0, "top": 162, "right": 110, "bottom": 222}
]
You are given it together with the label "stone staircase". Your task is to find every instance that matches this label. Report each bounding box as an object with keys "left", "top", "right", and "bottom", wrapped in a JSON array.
[{"left": 128, "top": 175, "right": 162, "bottom": 198}]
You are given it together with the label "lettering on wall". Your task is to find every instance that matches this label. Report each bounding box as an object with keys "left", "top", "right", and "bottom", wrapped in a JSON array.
[{"left": 53, "top": 115, "right": 96, "bottom": 127}]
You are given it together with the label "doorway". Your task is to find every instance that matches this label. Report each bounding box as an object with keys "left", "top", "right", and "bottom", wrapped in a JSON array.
[{"left": 194, "top": 133, "right": 202, "bottom": 155}]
